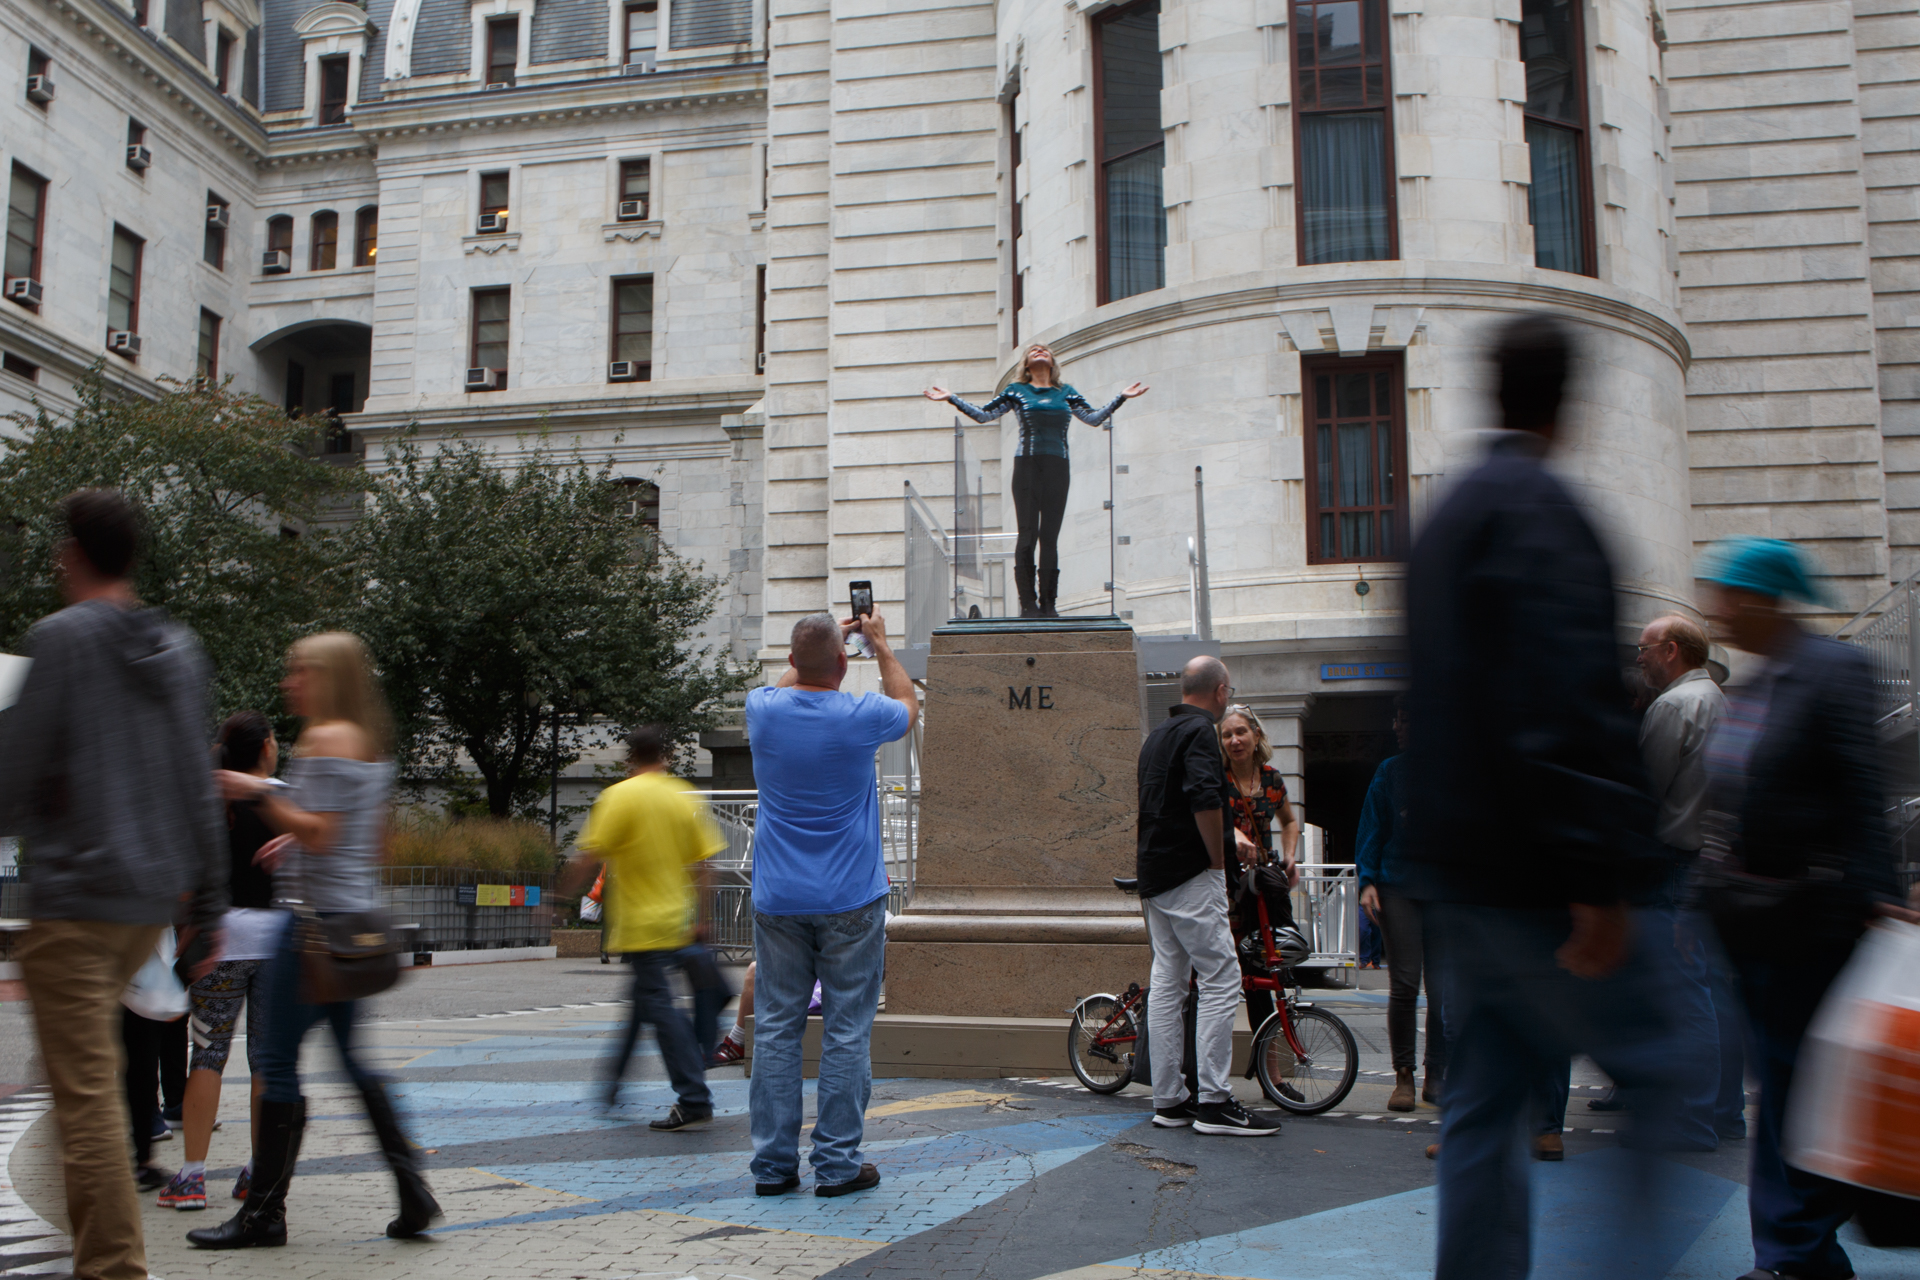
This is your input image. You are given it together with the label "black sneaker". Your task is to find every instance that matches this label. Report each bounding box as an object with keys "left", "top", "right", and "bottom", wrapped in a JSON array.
[
  {"left": 649, "top": 1104, "right": 713, "bottom": 1132},
  {"left": 134, "top": 1163, "right": 171, "bottom": 1191},
  {"left": 755, "top": 1174, "right": 800, "bottom": 1196},
  {"left": 1152, "top": 1100, "right": 1198, "bottom": 1128},
  {"left": 1192, "top": 1099, "right": 1281, "bottom": 1137},
  {"left": 816, "top": 1163, "right": 880, "bottom": 1197}
]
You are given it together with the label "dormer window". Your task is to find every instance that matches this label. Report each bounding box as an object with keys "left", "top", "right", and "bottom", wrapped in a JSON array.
[
  {"left": 319, "top": 56, "right": 349, "bottom": 124},
  {"left": 486, "top": 17, "right": 518, "bottom": 86},
  {"left": 624, "top": 2, "right": 657, "bottom": 69},
  {"left": 214, "top": 28, "right": 235, "bottom": 93},
  {"left": 294, "top": 4, "right": 373, "bottom": 126}
]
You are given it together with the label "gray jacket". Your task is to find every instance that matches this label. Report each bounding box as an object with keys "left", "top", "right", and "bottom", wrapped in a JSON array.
[
  {"left": 0, "top": 600, "right": 227, "bottom": 926},
  {"left": 1640, "top": 666, "right": 1725, "bottom": 852}
]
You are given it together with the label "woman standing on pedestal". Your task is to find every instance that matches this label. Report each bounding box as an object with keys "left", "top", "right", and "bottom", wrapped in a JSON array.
[{"left": 926, "top": 345, "right": 1148, "bottom": 617}]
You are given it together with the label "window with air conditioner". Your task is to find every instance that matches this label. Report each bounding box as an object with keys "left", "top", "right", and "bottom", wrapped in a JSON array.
[
  {"left": 5, "top": 165, "right": 48, "bottom": 310},
  {"left": 197, "top": 309, "right": 221, "bottom": 382},
  {"left": 25, "top": 48, "right": 52, "bottom": 106},
  {"left": 470, "top": 287, "right": 509, "bottom": 388},
  {"left": 127, "top": 120, "right": 151, "bottom": 171},
  {"left": 487, "top": 17, "right": 518, "bottom": 86},
  {"left": 107, "top": 225, "right": 143, "bottom": 353},
  {"left": 623, "top": 2, "right": 657, "bottom": 68},
  {"left": 617, "top": 159, "right": 650, "bottom": 221},
  {"left": 1303, "top": 353, "right": 1406, "bottom": 564},
  {"left": 609, "top": 275, "right": 652, "bottom": 381},
  {"left": 205, "top": 193, "right": 229, "bottom": 270},
  {"left": 318, "top": 55, "right": 350, "bottom": 124},
  {"left": 264, "top": 215, "right": 293, "bottom": 273},
  {"left": 310, "top": 210, "right": 338, "bottom": 270},
  {"left": 478, "top": 172, "right": 510, "bottom": 232},
  {"left": 354, "top": 206, "right": 377, "bottom": 266}
]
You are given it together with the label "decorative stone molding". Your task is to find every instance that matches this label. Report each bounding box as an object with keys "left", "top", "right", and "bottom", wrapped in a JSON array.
[
  {"left": 385, "top": 0, "right": 421, "bottom": 78},
  {"left": 602, "top": 220, "right": 663, "bottom": 241},
  {"left": 1279, "top": 304, "right": 1426, "bottom": 356},
  {"left": 462, "top": 232, "right": 521, "bottom": 254}
]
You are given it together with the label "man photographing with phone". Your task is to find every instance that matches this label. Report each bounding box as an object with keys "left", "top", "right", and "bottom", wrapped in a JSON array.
[{"left": 743, "top": 603, "right": 916, "bottom": 1198}]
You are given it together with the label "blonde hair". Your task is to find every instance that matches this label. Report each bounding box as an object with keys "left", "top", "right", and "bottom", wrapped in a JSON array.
[
  {"left": 288, "top": 632, "right": 394, "bottom": 758},
  {"left": 1219, "top": 704, "right": 1273, "bottom": 767},
  {"left": 1016, "top": 345, "right": 1060, "bottom": 386}
]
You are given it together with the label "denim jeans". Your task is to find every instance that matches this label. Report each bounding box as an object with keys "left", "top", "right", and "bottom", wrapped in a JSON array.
[
  {"left": 607, "top": 949, "right": 712, "bottom": 1110},
  {"left": 1429, "top": 902, "right": 1687, "bottom": 1280},
  {"left": 748, "top": 896, "right": 886, "bottom": 1186},
  {"left": 1683, "top": 908, "right": 1748, "bottom": 1136},
  {"left": 259, "top": 913, "right": 378, "bottom": 1105}
]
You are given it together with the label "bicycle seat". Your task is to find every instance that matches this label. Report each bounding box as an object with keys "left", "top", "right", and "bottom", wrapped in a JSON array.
[{"left": 1112, "top": 877, "right": 1138, "bottom": 894}]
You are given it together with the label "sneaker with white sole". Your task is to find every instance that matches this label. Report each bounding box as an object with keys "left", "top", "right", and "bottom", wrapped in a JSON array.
[
  {"left": 158, "top": 1169, "right": 206, "bottom": 1210},
  {"left": 1192, "top": 1099, "right": 1282, "bottom": 1136},
  {"left": 1152, "top": 1101, "right": 1198, "bottom": 1128}
]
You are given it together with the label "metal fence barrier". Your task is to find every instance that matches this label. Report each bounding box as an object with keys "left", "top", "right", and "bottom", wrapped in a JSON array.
[
  {"left": 704, "top": 883, "right": 911, "bottom": 964},
  {"left": 379, "top": 866, "right": 553, "bottom": 953},
  {"left": 1292, "top": 864, "right": 1360, "bottom": 982}
]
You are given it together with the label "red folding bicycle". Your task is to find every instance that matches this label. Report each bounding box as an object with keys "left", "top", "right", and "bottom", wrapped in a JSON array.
[{"left": 1065, "top": 876, "right": 1359, "bottom": 1115}]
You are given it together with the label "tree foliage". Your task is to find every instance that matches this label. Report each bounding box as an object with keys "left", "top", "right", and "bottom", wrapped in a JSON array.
[
  {"left": 0, "top": 369, "right": 357, "bottom": 728},
  {"left": 338, "top": 431, "right": 756, "bottom": 819}
]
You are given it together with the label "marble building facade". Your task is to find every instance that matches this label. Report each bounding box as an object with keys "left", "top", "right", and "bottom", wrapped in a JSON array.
[{"left": 3, "top": 0, "right": 1917, "bottom": 835}]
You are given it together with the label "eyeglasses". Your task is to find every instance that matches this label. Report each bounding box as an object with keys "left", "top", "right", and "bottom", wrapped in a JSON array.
[{"left": 1635, "top": 642, "right": 1674, "bottom": 653}]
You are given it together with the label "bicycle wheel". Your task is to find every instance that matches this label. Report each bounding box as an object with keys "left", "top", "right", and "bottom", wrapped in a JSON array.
[
  {"left": 1253, "top": 1004, "right": 1358, "bottom": 1115},
  {"left": 1067, "top": 994, "right": 1137, "bottom": 1094}
]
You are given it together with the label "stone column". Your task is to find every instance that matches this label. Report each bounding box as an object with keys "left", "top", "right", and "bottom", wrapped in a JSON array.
[{"left": 1247, "top": 692, "right": 1313, "bottom": 831}]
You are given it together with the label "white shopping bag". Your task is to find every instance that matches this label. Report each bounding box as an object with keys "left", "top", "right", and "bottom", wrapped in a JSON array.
[
  {"left": 120, "top": 927, "right": 189, "bottom": 1022},
  {"left": 1784, "top": 918, "right": 1920, "bottom": 1199}
]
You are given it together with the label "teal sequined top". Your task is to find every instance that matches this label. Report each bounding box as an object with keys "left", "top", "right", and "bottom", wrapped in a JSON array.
[{"left": 947, "top": 383, "right": 1126, "bottom": 459}]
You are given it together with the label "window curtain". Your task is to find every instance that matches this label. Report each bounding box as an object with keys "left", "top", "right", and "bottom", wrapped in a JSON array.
[
  {"left": 1526, "top": 120, "right": 1582, "bottom": 273},
  {"left": 1299, "top": 112, "right": 1390, "bottom": 264},
  {"left": 1105, "top": 146, "right": 1166, "bottom": 301}
]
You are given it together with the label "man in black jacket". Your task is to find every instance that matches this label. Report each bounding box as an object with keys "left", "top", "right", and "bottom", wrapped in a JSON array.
[
  {"left": 1404, "top": 317, "right": 1683, "bottom": 1279},
  {"left": 1135, "top": 655, "right": 1278, "bottom": 1137}
]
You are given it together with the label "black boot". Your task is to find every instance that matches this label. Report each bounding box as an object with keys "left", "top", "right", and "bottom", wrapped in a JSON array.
[
  {"left": 187, "top": 1098, "right": 305, "bottom": 1249},
  {"left": 1039, "top": 570, "right": 1060, "bottom": 617},
  {"left": 359, "top": 1080, "right": 441, "bottom": 1239},
  {"left": 1016, "top": 567, "right": 1039, "bottom": 618}
]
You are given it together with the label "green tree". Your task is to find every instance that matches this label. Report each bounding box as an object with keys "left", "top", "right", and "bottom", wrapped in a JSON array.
[
  {"left": 0, "top": 368, "right": 357, "bottom": 726},
  {"left": 341, "top": 431, "right": 755, "bottom": 819}
]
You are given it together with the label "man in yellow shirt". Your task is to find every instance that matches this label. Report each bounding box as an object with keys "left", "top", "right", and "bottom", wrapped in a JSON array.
[{"left": 566, "top": 726, "right": 727, "bottom": 1131}]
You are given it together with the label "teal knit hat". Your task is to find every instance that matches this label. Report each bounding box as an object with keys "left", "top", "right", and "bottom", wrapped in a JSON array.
[{"left": 1695, "top": 537, "right": 1828, "bottom": 604}]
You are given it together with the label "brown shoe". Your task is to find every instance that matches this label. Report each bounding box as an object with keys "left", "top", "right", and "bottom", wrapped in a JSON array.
[
  {"left": 1422, "top": 1071, "right": 1442, "bottom": 1105},
  {"left": 1425, "top": 1143, "right": 1439, "bottom": 1160},
  {"left": 1388, "top": 1067, "right": 1417, "bottom": 1112},
  {"left": 1533, "top": 1132, "right": 1564, "bottom": 1161}
]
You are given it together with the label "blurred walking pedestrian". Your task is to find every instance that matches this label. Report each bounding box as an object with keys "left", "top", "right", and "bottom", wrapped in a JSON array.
[
  {"left": 1694, "top": 537, "right": 1918, "bottom": 1279},
  {"left": 160, "top": 712, "right": 284, "bottom": 1211},
  {"left": 188, "top": 634, "right": 439, "bottom": 1248},
  {"left": 1137, "top": 657, "right": 1280, "bottom": 1137},
  {"left": 1404, "top": 316, "right": 1684, "bottom": 1280},
  {"left": 744, "top": 610, "right": 916, "bottom": 1197},
  {"left": 0, "top": 489, "right": 227, "bottom": 1280},
  {"left": 565, "top": 725, "right": 728, "bottom": 1130},
  {"left": 1355, "top": 698, "right": 1446, "bottom": 1112}
]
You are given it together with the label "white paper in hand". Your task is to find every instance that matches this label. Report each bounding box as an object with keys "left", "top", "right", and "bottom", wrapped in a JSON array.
[{"left": 0, "top": 654, "right": 28, "bottom": 711}]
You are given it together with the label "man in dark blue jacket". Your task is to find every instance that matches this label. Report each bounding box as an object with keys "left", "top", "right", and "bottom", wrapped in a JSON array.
[{"left": 1404, "top": 316, "right": 1682, "bottom": 1279}]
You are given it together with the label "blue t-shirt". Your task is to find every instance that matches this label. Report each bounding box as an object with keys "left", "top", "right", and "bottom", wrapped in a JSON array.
[{"left": 746, "top": 685, "right": 912, "bottom": 915}]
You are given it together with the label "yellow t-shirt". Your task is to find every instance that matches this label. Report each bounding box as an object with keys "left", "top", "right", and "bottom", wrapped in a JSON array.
[{"left": 578, "top": 771, "right": 726, "bottom": 953}]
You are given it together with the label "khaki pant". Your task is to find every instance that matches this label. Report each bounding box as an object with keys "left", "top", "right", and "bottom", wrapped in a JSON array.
[{"left": 19, "top": 919, "right": 165, "bottom": 1280}]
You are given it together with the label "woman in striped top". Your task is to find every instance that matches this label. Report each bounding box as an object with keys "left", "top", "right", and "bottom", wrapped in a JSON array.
[{"left": 927, "top": 344, "right": 1148, "bottom": 616}]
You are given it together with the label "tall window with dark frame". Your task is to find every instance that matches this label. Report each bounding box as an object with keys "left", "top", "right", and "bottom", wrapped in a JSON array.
[
  {"left": 1093, "top": 0, "right": 1165, "bottom": 304},
  {"left": 108, "top": 226, "right": 142, "bottom": 339},
  {"left": 1008, "top": 94, "right": 1023, "bottom": 346},
  {"left": 133, "top": 0, "right": 148, "bottom": 25},
  {"left": 618, "top": 159, "right": 650, "bottom": 219},
  {"left": 480, "top": 171, "right": 510, "bottom": 225},
  {"left": 610, "top": 275, "right": 653, "bottom": 380},
  {"left": 1292, "top": 0, "right": 1395, "bottom": 264},
  {"left": 214, "top": 28, "right": 235, "bottom": 93},
  {"left": 353, "top": 206, "right": 377, "bottom": 266},
  {"left": 197, "top": 309, "right": 221, "bottom": 382},
  {"left": 1520, "top": 0, "right": 1593, "bottom": 275},
  {"left": 471, "top": 287, "right": 510, "bottom": 382},
  {"left": 1304, "top": 354, "right": 1405, "bottom": 563},
  {"left": 615, "top": 478, "right": 661, "bottom": 562},
  {"left": 487, "top": 17, "right": 518, "bottom": 86},
  {"left": 6, "top": 165, "right": 47, "bottom": 302},
  {"left": 25, "top": 48, "right": 49, "bottom": 108},
  {"left": 267, "top": 215, "right": 293, "bottom": 258},
  {"left": 318, "top": 55, "right": 349, "bottom": 124},
  {"left": 624, "top": 2, "right": 658, "bottom": 66},
  {"left": 205, "top": 192, "right": 228, "bottom": 269},
  {"left": 310, "top": 210, "right": 338, "bottom": 269},
  {"left": 754, "top": 264, "right": 766, "bottom": 372}
]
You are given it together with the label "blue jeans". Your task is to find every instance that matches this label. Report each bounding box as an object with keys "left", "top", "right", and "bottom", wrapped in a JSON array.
[
  {"left": 607, "top": 948, "right": 714, "bottom": 1110},
  {"left": 1684, "top": 909, "right": 1748, "bottom": 1136},
  {"left": 1430, "top": 902, "right": 1688, "bottom": 1280},
  {"left": 259, "top": 913, "right": 379, "bottom": 1105},
  {"left": 748, "top": 896, "right": 886, "bottom": 1186}
]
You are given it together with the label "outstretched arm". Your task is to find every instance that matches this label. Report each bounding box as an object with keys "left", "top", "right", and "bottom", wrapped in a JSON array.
[
  {"left": 1065, "top": 382, "right": 1148, "bottom": 428},
  {"left": 936, "top": 389, "right": 1020, "bottom": 424}
]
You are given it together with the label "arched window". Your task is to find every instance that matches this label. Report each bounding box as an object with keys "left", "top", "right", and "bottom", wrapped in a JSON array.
[
  {"left": 353, "top": 206, "right": 377, "bottom": 267},
  {"left": 309, "top": 210, "right": 338, "bottom": 270}
]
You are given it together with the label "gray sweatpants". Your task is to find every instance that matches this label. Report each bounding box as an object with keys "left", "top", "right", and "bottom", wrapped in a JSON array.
[{"left": 1143, "top": 868, "right": 1239, "bottom": 1107}]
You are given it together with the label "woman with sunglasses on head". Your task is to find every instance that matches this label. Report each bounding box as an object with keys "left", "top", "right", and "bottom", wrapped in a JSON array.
[
  {"left": 187, "top": 633, "right": 439, "bottom": 1251},
  {"left": 1217, "top": 705, "right": 1302, "bottom": 1039},
  {"left": 926, "top": 345, "right": 1148, "bottom": 618}
]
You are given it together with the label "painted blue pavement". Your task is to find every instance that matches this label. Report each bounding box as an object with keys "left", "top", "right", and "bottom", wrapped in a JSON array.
[
  {"left": 1104, "top": 1148, "right": 1913, "bottom": 1279},
  {"left": 399, "top": 1034, "right": 627, "bottom": 1069},
  {"left": 438, "top": 1114, "right": 1141, "bottom": 1244},
  {"left": 379, "top": 1079, "right": 783, "bottom": 1144}
]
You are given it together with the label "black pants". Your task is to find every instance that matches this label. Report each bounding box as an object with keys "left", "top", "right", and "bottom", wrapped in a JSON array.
[
  {"left": 160, "top": 1014, "right": 187, "bottom": 1112},
  {"left": 1379, "top": 888, "right": 1447, "bottom": 1073},
  {"left": 122, "top": 1009, "right": 167, "bottom": 1165},
  {"left": 1011, "top": 455, "right": 1070, "bottom": 595}
]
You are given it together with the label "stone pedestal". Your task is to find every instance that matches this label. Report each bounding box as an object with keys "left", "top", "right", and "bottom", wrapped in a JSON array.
[{"left": 886, "top": 618, "right": 1149, "bottom": 1018}]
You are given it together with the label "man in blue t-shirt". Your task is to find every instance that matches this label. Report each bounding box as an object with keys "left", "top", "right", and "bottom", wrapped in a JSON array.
[{"left": 744, "top": 610, "right": 915, "bottom": 1198}]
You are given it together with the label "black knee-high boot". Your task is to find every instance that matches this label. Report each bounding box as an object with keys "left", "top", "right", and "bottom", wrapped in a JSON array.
[
  {"left": 1039, "top": 570, "right": 1061, "bottom": 617},
  {"left": 187, "top": 1098, "right": 305, "bottom": 1249},
  {"left": 359, "top": 1080, "right": 441, "bottom": 1239}
]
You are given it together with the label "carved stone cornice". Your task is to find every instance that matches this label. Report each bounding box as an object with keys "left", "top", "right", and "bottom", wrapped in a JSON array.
[{"left": 347, "top": 68, "right": 766, "bottom": 142}]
